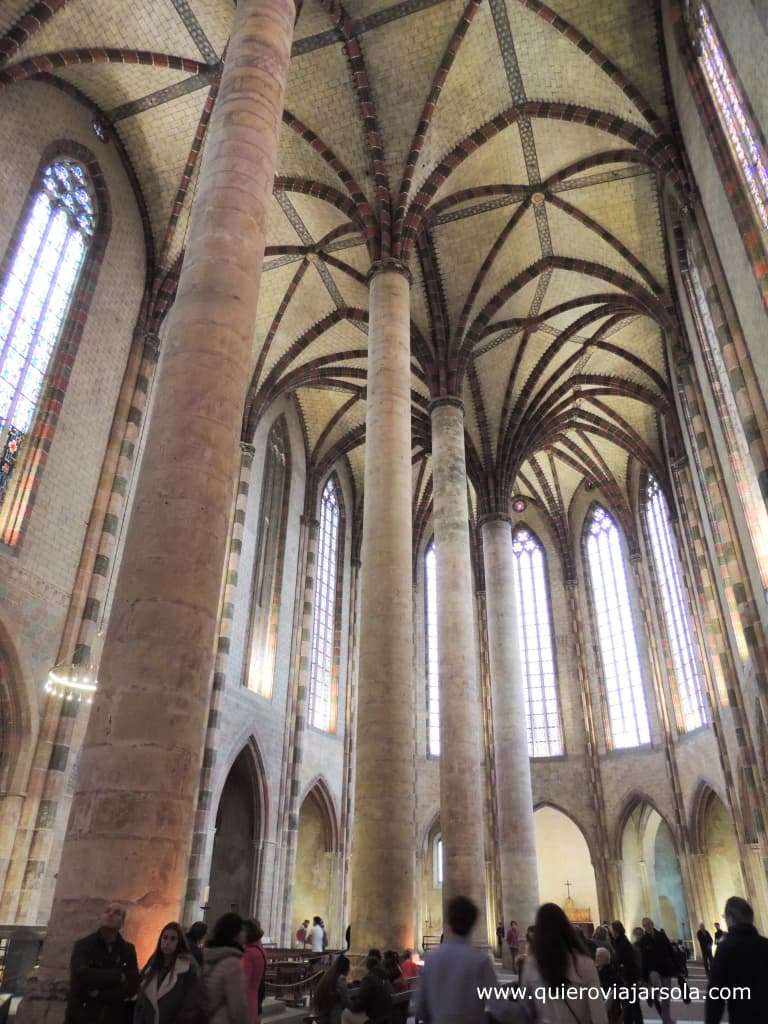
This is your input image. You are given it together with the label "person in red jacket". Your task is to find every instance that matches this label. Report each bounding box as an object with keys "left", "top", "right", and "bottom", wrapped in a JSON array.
[
  {"left": 241, "top": 919, "right": 267, "bottom": 1024},
  {"left": 506, "top": 919, "right": 520, "bottom": 961}
]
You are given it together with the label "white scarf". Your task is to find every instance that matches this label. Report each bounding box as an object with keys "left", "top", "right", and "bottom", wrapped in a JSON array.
[{"left": 142, "top": 955, "right": 193, "bottom": 1022}]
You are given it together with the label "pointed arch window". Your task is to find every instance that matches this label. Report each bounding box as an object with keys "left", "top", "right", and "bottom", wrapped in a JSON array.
[
  {"left": 0, "top": 159, "right": 96, "bottom": 517},
  {"left": 691, "top": 2, "right": 768, "bottom": 234},
  {"left": 308, "top": 476, "right": 343, "bottom": 732},
  {"left": 425, "top": 541, "right": 440, "bottom": 757},
  {"left": 511, "top": 527, "right": 563, "bottom": 757},
  {"left": 585, "top": 506, "right": 650, "bottom": 749},
  {"left": 645, "top": 476, "right": 708, "bottom": 731},
  {"left": 434, "top": 834, "right": 444, "bottom": 887},
  {"left": 244, "top": 418, "right": 290, "bottom": 698}
]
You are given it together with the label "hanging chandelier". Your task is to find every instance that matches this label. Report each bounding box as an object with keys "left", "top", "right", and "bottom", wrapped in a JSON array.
[{"left": 44, "top": 661, "right": 98, "bottom": 703}]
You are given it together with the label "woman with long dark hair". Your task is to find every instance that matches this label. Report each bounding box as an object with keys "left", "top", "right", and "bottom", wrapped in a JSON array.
[
  {"left": 312, "top": 954, "right": 351, "bottom": 1024},
  {"left": 203, "top": 913, "right": 249, "bottom": 1024},
  {"left": 134, "top": 922, "right": 200, "bottom": 1024},
  {"left": 521, "top": 904, "right": 608, "bottom": 1024}
]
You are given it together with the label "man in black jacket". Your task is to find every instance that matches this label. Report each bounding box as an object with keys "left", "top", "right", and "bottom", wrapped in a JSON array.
[
  {"left": 610, "top": 920, "right": 643, "bottom": 1024},
  {"left": 349, "top": 954, "right": 392, "bottom": 1024},
  {"left": 66, "top": 902, "right": 139, "bottom": 1023},
  {"left": 697, "top": 923, "right": 714, "bottom": 974},
  {"left": 638, "top": 917, "right": 677, "bottom": 1024},
  {"left": 705, "top": 896, "right": 768, "bottom": 1024}
]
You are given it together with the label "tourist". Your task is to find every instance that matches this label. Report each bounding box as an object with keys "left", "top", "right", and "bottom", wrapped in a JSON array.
[
  {"left": 595, "top": 947, "right": 622, "bottom": 1024},
  {"left": 203, "top": 912, "right": 249, "bottom": 1024},
  {"left": 713, "top": 922, "right": 724, "bottom": 948},
  {"left": 697, "top": 923, "right": 714, "bottom": 974},
  {"left": 593, "top": 926, "right": 615, "bottom": 960},
  {"left": 134, "top": 921, "right": 200, "bottom": 1024},
  {"left": 637, "top": 917, "right": 676, "bottom": 1024},
  {"left": 705, "top": 896, "right": 768, "bottom": 1024},
  {"left": 383, "top": 950, "right": 407, "bottom": 993},
  {"left": 66, "top": 901, "right": 139, "bottom": 1024},
  {"left": 520, "top": 902, "right": 607, "bottom": 1024},
  {"left": 610, "top": 921, "right": 643, "bottom": 1024},
  {"left": 415, "top": 895, "right": 498, "bottom": 1024},
  {"left": 241, "top": 919, "right": 267, "bottom": 1024},
  {"left": 346, "top": 954, "right": 392, "bottom": 1024},
  {"left": 313, "top": 955, "right": 351, "bottom": 1024},
  {"left": 506, "top": 919, "right": 520, "bottom": 962},
  {"left": 186, "top": 922, "right": 207, "bottom": 967},
  {"left": 496, "top": 921, "right": 505, "bottom": 958},
  {"left": 296, "top": 920, "right": 310, "bottom": 948},
  {"left": 400, "top": 949, "right": 422, "bottom": 987},
  {"left": 311, "top": 916, "right": 325, "bottom": 955}
]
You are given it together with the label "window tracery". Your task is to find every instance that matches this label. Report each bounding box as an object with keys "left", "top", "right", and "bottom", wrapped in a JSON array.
[
  {"left": 585, "top": 506, "right": 651, "bottom": 749},
  {"left": 0, "top": 159, "right": 96, "bottom": 509},
  {"left": 511, "top": 527, "right": 563, "bottom": 757},
  {"left": 308, "top": 477, "right": 342, "bottom": 732}
]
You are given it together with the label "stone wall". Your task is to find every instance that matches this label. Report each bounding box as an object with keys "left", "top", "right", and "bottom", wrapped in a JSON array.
[{"left": 0, "top": 80, "right": 145, "bottom": 923}]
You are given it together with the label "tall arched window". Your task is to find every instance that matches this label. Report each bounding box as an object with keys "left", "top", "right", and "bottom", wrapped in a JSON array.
[
  {"left": 425, "top": 541, "right": 440, "bottom": 757},
  {"left": 644, "top": 476, "right": 708, "bottom": 732},
  {"left": 244, "top": 417, "right": 290, "bottom": 697},
  {"left": 511, "top": 526, "right": 563, "bottom": 757},
  {"left": 585, "top": 506, "right": 650, "bottom": 749},
  {"left": 308, "top": 476, "right": 342, "bottom": 732},
  {"left": 691, "top": 2, "right": 768, "bottom": 235},
  {"left": 0, "top": 159, "right": 96, "bottom": 510}
]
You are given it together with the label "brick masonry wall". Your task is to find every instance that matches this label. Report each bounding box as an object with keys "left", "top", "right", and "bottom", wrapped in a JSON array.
[{"left": 0, "top": 80, "right": 145, "bottom": 799}]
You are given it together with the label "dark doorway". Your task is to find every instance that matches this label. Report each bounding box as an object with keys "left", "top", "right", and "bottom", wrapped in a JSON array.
[{"left": 208, "top": 748, "right": 259, "bottom": 923}]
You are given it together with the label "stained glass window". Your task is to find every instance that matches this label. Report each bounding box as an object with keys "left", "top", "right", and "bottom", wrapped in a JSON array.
[
  {"left": 245, "top": 418, "right": 289, "bottom": 697},
  {"left": 511, "top": 527, "right": 563, "bottom": 757},
  {"left": 695, "top": 2, "right": 768, "bottom": 232},
  {"left": 645, "top": 476, "right": 708, "bottom": 731},
  {"left": 586, "top": 506, "right": 651, "bottom": 749},
  {"left": 425, "top": 541, "right": 440, "bottom": 756},
  {"left": 308, "top": 477, "right": 341, "bottom": 731},
  {"left": 0, "top": 159, "right": 95, "bottom": 509}
]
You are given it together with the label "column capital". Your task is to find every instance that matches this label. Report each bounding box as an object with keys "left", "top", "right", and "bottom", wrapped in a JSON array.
[
  {"left": 669, "top": 453, "right": 688, "bottom": 472},
  {"left": 428, "top": 395, "right": 464, "bottom": 415},
  {"left": 478, "top": 512, "right": 512, "bottom": 529},
  {"left": 564, "top": 577, "right": 579, "bottom": 591},
  {"left": 239, "top": 441, "right": 256, "bottom": 464},
  {"left": 367, "top": 257, "right": 413, "bottom": 286},
  {"left": 300, "top": 513, "right": 320, "bottom": 529}
]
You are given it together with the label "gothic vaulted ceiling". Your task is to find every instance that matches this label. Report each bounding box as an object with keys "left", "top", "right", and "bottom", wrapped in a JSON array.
[{"left": 0, "top": 0, "right": 685, "bottom": 558}]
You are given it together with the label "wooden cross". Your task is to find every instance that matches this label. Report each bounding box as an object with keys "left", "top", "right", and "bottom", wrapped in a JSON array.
[{"left": 565, "top": 880, "right": 573, "bottom": 899}]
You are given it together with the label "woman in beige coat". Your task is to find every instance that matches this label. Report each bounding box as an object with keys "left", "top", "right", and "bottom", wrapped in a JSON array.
[
  {"left": 521, "top": 904, "right": 608, "bottom": 1024},
  {"left": 203, "top": 913, "right": 249, "bottom": 1024}
]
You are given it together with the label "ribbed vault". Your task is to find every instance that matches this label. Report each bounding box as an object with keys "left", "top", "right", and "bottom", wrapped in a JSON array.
[{"left": 0, "top": 0, "right": 687, "bottom": 560}]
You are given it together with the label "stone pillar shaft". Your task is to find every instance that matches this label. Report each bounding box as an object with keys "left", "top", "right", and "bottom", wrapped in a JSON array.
[
  {"left": 430, "top": 398, "right": 487, "bottom": 936},
  {"left": 350, "top": 266, "right": 415, "bottom": 953},
  {"left": 21, "top": 3, "right": 295, "bottom": 1014},
  {"left": 480, "top": 515, "right": 539, "bottom": 933}
]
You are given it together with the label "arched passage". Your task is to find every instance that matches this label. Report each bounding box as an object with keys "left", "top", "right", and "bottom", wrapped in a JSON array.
[
  {"left": 208, "top": 744, "right": 264, "bottom": 923},
  {"left": 534, "top": 805, "right": 598, "bottom": 932},
  {"left": 293, "top": 779, "right": 339, "bottom": 945},
  {"left": 619, "top": 799, "right": 687, "bottom": 937},
  {"left": 694, "top": 786, "right": 744, "bottom": 923},
  {"left": 419, "top": 816, "right": 443, "bottom": 943}
]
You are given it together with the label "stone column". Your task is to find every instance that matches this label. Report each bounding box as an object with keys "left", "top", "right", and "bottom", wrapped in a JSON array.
[
  {"left": 430, "top": 397, "right": 487, "bottom": 939},
  {"left": 480, "top": 514, "right": 539, "bottom": 935},
  {"left": 350, "top": 262, "right": 416, "bottom": 953},
  {"left": 183, "top": 441, "right": 256, "bottom": 925},
  {"left": 20, "top": 3, "right": 295, "bottom": 1018}
]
